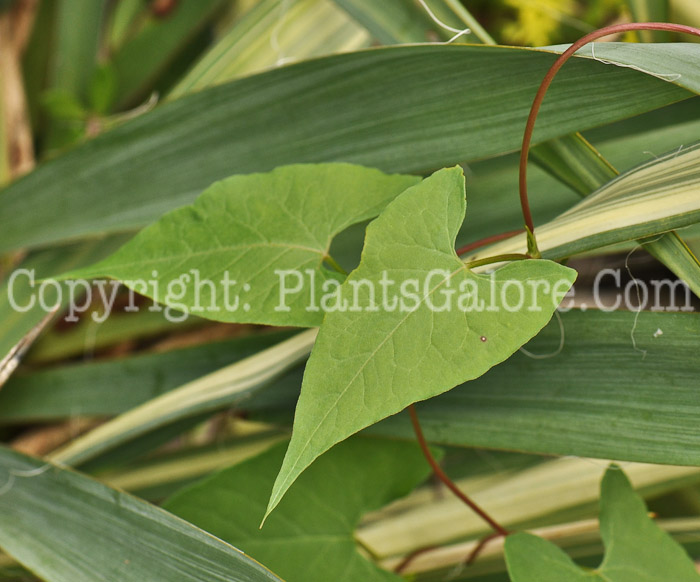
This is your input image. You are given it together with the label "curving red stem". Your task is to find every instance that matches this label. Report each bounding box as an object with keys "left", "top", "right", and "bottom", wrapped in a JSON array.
[
  {"left": 456, "top": 229, "right": 525, "bottom": 257},
  {"left": 409, "top": 405, "right": 509, "bottom": 536},
  {"left": 406, "top": 22, "right": 700, "bottom": 572},
  {"left": 519, "top": 22, "right": 700, "bottom": 235}
]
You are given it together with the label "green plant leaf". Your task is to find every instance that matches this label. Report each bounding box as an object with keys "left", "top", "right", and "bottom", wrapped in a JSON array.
[
  {"left": 531, "top": 133, "right": 618, "bottom": 197},
  {"left": 49, "top": 329, "right": 316, "bottom": 467},
  {"left": 106, "top": 0, "right": 143, "bottom": 51},
  {"left": 358, "top": 455, "right": 700, "bottom": 559},
  {"left": 48, "top": 0, "right": 107, "bottom": 100},
  {"left": 1, "top": 43, "right": 695, "bottom": 254},
  {"left": 0, "top": 331, "right": 295, "bottom": 423},
  {"left": 332, "top": 0, "right": 489, "bottom": 45},
  {"left": 371, "top": 310, "right": 700, "bottom": 467},
  {"left": 551, "top": 42, "right": 700, "bottom": 90},
  {"left": 505, "top": 466, "right": 700, "bottom": 581},
  {"left": 102, "top": 430, "right": 289, "bottom": 498},
  {"left": 0, "top": 446, "right": 283, "bottom": 582},
  {"left": 532, "top": 130, "right": 700, "bottom": 301},
  {"left": 643, "top": 230, "right": 700, "bottom": 299},
  {"left": 0, "top": 236, "right": 131, "bottom": 368},
  {"left": 164, "top": 437, "right": 432, "bottom": 582},
  {"left": 59, "top": 164, "right": 419, "bottom": 327},
  {"left": 266, "top": 167, "right": 576, "bottom": 518},
  {"left": 333, "top": 0, "right": 436, "bottom": 44},
  {"left": 467, "top": 142, "right": 700, "bottom": 261},
  {"left": 109, "top": 0, "right": 227, "bottom": 107},
  {"left": 171, "top": 0, "right": 370, "bottom": 99}
]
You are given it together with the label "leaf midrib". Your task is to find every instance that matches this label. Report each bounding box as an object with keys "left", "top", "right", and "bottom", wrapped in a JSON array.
[
  {"left": 91, "top": 241, "right": 327, "bottom": 271},
  {"left": 277, "top": 261, "right": 467, "bottom": 495}
]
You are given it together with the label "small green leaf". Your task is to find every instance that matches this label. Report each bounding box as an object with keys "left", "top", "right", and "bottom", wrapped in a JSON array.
[
  {"left": 505, "top": 466, "right": 700, "bottom": 582},
  {"left": 266, "top": 167, "right": 576, "bottom": 517},
  {"left": 88, "top": 64, "right": 118, "bottom": 114},
  {"left": 505, "top": 533, "right": 591, "bottom": 582},
  {"left": 40, "top": 89, "right": 88, "bottom": 121},
  {"left": 164, "top": 437, "right": 433, "bottom": 582},
  {"left": 59, "top": 164, "right": 419, "bottom": 327}
]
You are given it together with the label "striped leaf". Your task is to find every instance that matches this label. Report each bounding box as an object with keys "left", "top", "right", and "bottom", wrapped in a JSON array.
[
  {"left": 466, "top": 142, "right": 700, "bottom": 261},
  {"left": 0, "top": 447, "right": 283, "bottom": 582}
]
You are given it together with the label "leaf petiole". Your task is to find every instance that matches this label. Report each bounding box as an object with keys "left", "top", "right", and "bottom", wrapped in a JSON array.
[
  {"left": 323, "top": 254, "right": 348, "bottom": 276},
  {"left": 464, "top": 253, "right": 530, "bottom": 270}
]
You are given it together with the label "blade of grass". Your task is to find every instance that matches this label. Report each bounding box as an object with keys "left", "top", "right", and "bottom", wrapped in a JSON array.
[
  {"left": 530, "top": 133, "right": 618, "bottom": 196},
  {"left": 0, "top": 446, "right": 284, "bottom": 581},
  {"left": 356, "top": 457, "right": 700, "bottom": 559},
  {"left": 465, "top": 142, "right": 700, "bottom": 261},
  {"left": 171, "top": 0, "right": 370, "bottom": 98},
  {"left": 643, "top": 231, "right": 700, "bottom": 298},
  {"left": 101, "top": 429, "right": 288, "bottom": 498},
  {"left": 48, "top": 0, "right": 106, "bottom": 100},
  {"left": 533, "top": 131, "right": 700, "bottom": 299},
  {"left": 0, "top": 331, "right": 296, "bottom": 422},
  {"left": 0, "top": 42, "right": 696, "bottom": 254},
  {"left": 48, "top": 329, "right": 316, "bottom": 467},
  {"left": 332, "top": 0, "right": 488, "bottom": 44},
  {"left": 24, "top": 308, "right": 205, "bottom": 365},
  {"left": 626, "top": 0, "right": 671, "bottom": 42},
  {"left": 109, "top": 0, "right": 227, "bottom": 107}
]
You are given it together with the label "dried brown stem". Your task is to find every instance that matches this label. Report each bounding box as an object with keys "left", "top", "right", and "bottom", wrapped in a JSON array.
[{"left": 0, "top": 0, "right": 39, "bottom": 181}]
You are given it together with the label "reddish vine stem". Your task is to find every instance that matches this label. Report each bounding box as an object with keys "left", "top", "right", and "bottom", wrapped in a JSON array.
[
  {"left": 393, "top": 545, "right": 440, "bottom": 574},
  {"left": 408, "top": 405, "right": 509, "bottom": 536},
  {"left": 464, "top": 531, "right": 502, "bottom": 566},
  {"left": 456, "top": 229, "right": 525, "bottom": 257},
  {"left": 401, "top": 21, "right": 700, "bottom": 574},
  {"left": 519, "top": 22, "right": 700, "bottom": 236}
]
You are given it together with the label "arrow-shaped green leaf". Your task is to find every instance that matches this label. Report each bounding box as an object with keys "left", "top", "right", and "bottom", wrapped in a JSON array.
[
  {"left": 165, "top": 437, "right": 433, "bottom": 582},
  {"left": 59, "top": 164, "right": 419, "bottom": 327},
  {"left": 266, "top": 167, "right": 576, "bottom": 517},
  {"left": 505, "top": 465, "right": 700, "bottom": 581}
]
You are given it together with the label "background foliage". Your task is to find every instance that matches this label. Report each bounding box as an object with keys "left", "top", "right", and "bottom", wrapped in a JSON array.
[{"left": 0, "top": 0, "right": 699, "bottom": 580}]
